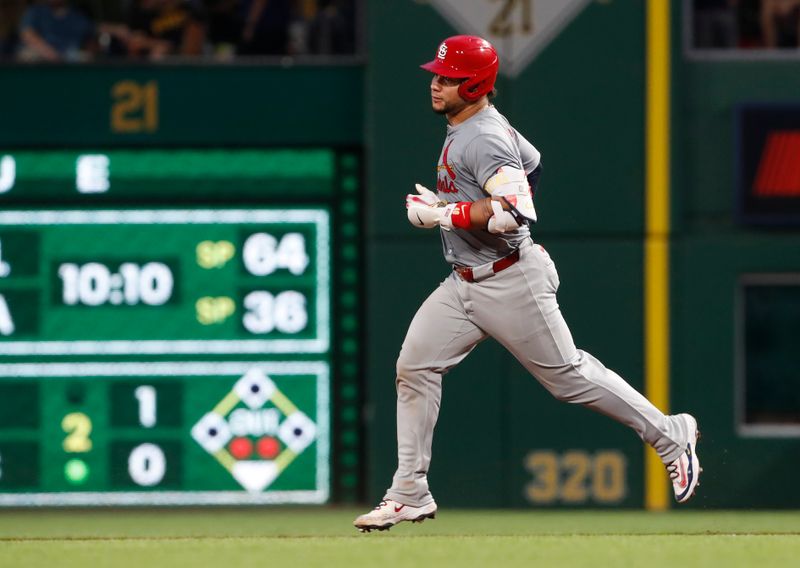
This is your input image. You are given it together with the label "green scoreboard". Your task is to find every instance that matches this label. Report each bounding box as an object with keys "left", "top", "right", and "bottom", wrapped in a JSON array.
[{"left": 0, "top": 148, "right": 361, "bottom": 506}]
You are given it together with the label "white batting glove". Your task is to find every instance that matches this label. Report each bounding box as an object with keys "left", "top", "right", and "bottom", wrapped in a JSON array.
[
  {"left": 413, "top": 183, "right": 440, "bottom": 206},
  {"left": 406, "top": 183, "right": 449, "bottom": 229},
  {"left": 407, "top": 202, "right": 443, "bottom": 228},
  {"left": 487, "top": 200, "right": 521, "bottom": 234}
]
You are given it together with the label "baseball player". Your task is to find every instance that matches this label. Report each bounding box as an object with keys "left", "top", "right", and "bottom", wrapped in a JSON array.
[{"left": 354, "top": 35, "right": 701, "bottom": 532}]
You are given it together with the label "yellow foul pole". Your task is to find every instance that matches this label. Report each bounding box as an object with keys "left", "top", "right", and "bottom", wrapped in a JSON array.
[{"left": 645, "top": 0, "right": 671, "bottom": 511}]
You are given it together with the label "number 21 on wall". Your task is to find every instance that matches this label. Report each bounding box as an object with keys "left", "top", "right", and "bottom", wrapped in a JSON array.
[{"left": 111, "top": 80, "right": 159, "bottom": 133}]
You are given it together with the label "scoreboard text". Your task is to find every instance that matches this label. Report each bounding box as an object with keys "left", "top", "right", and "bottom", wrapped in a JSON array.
[{"left": 0, "top": 148, "right": 361, "bottom": 505}]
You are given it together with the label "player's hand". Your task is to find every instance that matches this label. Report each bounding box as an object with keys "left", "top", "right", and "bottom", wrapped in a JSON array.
[
  {"left": 413, "top": 183, "right": 441, "bottom": 206},
  {"left": 406, "top": 183, "right": 448, "bottom": 229},
  {"left": 487, "top": 200, "right": 521, "bottom": 234},
  {"left": 405, "top": 183, "right": 443, "bottom": 211},
  {"left": 407, "top": 203, "right": 443, "bottom": 228}
]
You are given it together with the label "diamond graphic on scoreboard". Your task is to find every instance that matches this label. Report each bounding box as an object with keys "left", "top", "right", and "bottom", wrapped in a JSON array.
[
  {"left": 191, "top": 412, "right": 232, "bottom": 453},
  {"left": 229, "top": 437, "right": 254, "bottom": 459},
  {"left": 192, "top": 368, "right": 318, "bottom": 493},
  {"left": 278, "top": 411, "right": 316, "bottom": 453},
  {"left": 256, "top": 436, "right": 280, "bottom": 459},
  {"left": 233, "top": 368, "right": 276, "bottom": 409},
  {"left": 232, "top": 460, "right": 279, "bottom": 492}
]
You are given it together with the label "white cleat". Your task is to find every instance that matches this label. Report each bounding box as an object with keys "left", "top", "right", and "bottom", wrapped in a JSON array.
[
  {"left": 353, "top": 499, "right": 437, "bottom": 533},
  {"left": 667, "top": 413, "right": 702, "bottom": 503}
]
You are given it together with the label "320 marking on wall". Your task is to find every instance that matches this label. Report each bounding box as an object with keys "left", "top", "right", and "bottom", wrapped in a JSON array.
[{"left": 524, "top": 449, "right": 627, "bottom": 505}]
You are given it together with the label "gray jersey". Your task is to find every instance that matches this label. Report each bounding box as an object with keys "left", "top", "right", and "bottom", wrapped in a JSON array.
[{"left": 435, "top": 105, "right": 541, "bottom": 266}]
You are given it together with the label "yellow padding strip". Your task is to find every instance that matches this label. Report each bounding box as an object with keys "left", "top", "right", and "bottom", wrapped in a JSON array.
[{"left": 645, "top": 0, "right": 671, "bottom": 512}]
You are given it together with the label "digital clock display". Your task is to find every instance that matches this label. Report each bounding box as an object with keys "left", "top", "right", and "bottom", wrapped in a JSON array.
[{"left": 0, "top": 209, "right": 329, "bottom": 355}]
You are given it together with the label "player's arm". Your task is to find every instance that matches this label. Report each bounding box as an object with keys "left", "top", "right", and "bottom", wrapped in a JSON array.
[
  {"left": 471, "top": 134, "right": 538, "bottom": 232},
  {"left": 405, "top": 181, "right": 521, "bottom": 233},
  {"left": 455, "top": 196, "right": 520, "bottom": 230}
]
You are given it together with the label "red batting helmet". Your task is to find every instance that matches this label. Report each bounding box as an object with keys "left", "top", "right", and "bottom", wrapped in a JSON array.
[{"left": 421, "top": 35, "right": 499, "bottom": 102}]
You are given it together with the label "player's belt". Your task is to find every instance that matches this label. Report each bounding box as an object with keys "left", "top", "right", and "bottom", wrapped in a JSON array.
[{"left": 454, "top": 248, "right": 521, "bottom": 283}]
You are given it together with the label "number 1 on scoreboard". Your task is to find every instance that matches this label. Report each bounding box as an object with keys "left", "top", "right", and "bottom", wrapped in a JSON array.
[{"left": 135, "top": 385, "right": 157, "bottom": 428}]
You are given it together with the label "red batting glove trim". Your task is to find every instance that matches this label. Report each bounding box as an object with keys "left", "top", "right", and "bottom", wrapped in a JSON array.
[{"left": 450, "top": 202, "right": 473, "bottom": 230}]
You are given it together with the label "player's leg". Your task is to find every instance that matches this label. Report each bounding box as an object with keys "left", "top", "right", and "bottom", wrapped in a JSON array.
[
  {"left": 472, "top": 240, "right": 701, "bottom": 501},
  {"left": 354, "top": 275, "right": 487, "bottom": 531}
]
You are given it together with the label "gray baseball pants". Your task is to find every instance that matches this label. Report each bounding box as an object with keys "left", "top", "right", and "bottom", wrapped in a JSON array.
[{"left": 384, "top": 238, "right": 691, "bottom": 507}]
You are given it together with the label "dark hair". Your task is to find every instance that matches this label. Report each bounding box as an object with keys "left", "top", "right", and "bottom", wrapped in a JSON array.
[{"left": 487, "top": 87, "right": 498, "bottom": 100}]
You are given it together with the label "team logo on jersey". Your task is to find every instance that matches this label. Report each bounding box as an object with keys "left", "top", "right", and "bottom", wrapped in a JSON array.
[
  {"left": 437, "top": 176, "right": 457, "bottom": 193},
  {"left": 436, "top": 140, "right": 458, "bottom": 193},
  {"left": 437, "top": 140, "right": 456, "bottom": 179},
  {"left": 437, "top": 42, "right": 448, "bottom": 60}
]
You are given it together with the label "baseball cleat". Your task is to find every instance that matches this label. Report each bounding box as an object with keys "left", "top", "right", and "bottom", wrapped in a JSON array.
[
  {"left": 353, "top": 499, "right": 437, "bottom": 532},
  {"left": 667, "top": 413, "right": 702, "bottom": 503}
]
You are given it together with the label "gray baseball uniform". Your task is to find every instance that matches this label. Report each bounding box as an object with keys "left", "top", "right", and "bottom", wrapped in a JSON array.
[{"left": 384, "top": 105, "right": 691, "bottom": 507}]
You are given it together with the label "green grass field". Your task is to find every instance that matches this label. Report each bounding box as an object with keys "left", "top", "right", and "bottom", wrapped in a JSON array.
[{"left": 1, "top": 508, "right": 798, "bottom": 567}]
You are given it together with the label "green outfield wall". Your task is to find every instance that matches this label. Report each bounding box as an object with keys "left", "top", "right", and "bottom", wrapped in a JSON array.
[
  {"left": 672, "top": 13, "right": 800, "bottom": 507},
  {"left": 0, "top": 0, "right": 798, "bottom": 509}
]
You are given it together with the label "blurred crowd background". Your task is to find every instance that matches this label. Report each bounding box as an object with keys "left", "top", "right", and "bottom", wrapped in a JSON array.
[
  {"left": 694, "top": 0, "right": 800, "bottom": 49},
  {"left": 0, "top": 0, "right": 358, "bottom": 62},
  {"left": 2, "top": 1, "right": 799, "bottom": 64}
]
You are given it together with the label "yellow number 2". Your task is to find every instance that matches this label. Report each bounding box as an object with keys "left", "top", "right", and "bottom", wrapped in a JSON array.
[{"left": 62, "top": 412, "right": 93, "bottom": 453}]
